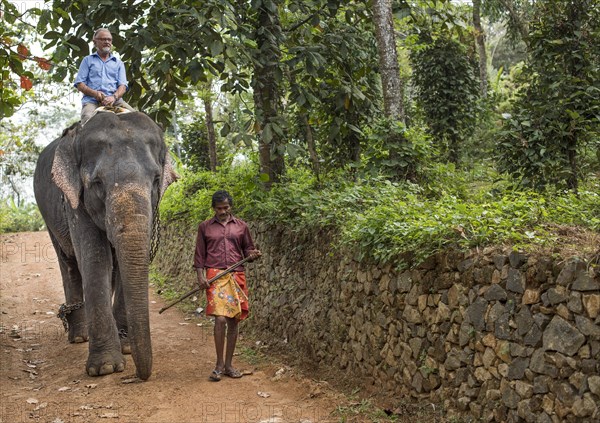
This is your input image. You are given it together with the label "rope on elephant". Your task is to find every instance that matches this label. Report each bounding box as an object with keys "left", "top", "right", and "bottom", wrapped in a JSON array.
[{"left": 57, "top": 302, "right": 84, "bottom": 332}]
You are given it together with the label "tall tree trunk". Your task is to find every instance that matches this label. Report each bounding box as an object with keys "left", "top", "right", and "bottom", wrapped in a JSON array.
[
  {"left": 371, "top": 0, "right": 404, "bottom": 122},
  {"left": 371, "top": 0, "right": 413, "bottom": 179},
  {"left": 202, "top": 94, "right": 217, "bottom": 172},
  {"left": 346, "top": 109, "right": 362, "bottom": 165},
  {"left": 8, "top": 178, "right": 21, "bottom": 205},
  {"left": 449, "top": 134, "right": 460, "bottom": 165},
  {"left": 252, "top": 1, "right": 285, "bottom": 188},
  {"left": 170, "top": 109, "right": 182, "bottom": 159},
  {"left": 300, "top": 113, "right": 320, "bottom": 182},
  {"left": 566, "top": 136, "right": 578, "bottom": 193},
  {"left": 288, "top": 69, "right": 320, "bottom": 181},
  {"left": 473, "top": 0, "right": 488, "bottom": 98}
]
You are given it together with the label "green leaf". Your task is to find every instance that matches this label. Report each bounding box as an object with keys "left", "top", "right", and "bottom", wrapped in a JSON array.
[
  {"left": 262, "top": 124, "right": 273, "bottom": 143},
  {"left": 220, "top": 122, "right": 230, "bottom": 137},
  {"left": 188, "top": 60, "right": 205, "bottom": 83},
  {"left": 43, "top": 31, "right": 62, "bottom": 40},
  {"left": 209, "top": 39, "right": 224, "bottom": 57}
]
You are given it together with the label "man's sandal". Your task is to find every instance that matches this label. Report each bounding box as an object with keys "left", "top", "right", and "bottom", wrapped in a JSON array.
[
  {"left": 223, "top": 368, "right": 243, "bottom": 378},
  {"left": 209, "top": 369, "right": 222, "bottom": 382}
]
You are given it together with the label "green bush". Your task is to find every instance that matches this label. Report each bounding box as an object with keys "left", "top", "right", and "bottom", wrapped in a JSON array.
[
  {"left": 411, "top": 36, "right": 480, "bottom": 164},
  {"left": 0, "top": 200, "right": 45, "bottom": 233},
  {"left": 496, "top": 1, "right": 600, "bottom": 191},
  {"left": 160, "top": 159, "right": 266, "bottom": 225},
  {"left": 160, "top": 163, "right": 600, "bottom": 268}
]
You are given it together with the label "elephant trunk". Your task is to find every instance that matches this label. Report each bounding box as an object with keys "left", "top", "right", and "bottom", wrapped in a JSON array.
[{"left": 109, "top": 188, "right": 154, "bottom": 380}]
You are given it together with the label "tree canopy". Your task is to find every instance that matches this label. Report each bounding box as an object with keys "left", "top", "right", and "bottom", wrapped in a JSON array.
[{"left": 1, "top": 0, "right": 598, "bottom": 209}]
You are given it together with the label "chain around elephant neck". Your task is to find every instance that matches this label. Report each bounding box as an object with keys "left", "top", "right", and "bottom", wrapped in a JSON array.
[{"left": 149, "top": 200, "right": 160, "bottom": 263}]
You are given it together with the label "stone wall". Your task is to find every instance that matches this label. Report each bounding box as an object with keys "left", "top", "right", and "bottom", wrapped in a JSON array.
[
  {"left": 155, "top": 221, "right": 600, "bottom": 422},
  {"left": 153, "top": 222, "right": 198, "bottom": 295}
]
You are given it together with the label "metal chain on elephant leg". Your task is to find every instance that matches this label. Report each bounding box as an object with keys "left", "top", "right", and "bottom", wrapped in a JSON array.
[
  {"left": 56, "top": 193, "right": 85, "bottom": 332},
  {"left": 149, "top": 200, "right": 161, "bottom": 263},
  {"left": 57, "top": 302, "right": 84, "bottom": 332}
]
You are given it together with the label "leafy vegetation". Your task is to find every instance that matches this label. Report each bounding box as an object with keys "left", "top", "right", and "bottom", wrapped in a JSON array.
[
  {"left": 160, "top": 161, "right": 600, "bottom": 269},
  {"left": 0, "top": 0, "right": 55, "bottom": 118},
  {"left": 0, "top": 119, "right": 43, "bottom": 203},
  {"left": 149, "top": 269, "right": 201, "bottom": 316},
  {"left": 408, "top": 4, "right": 481, "bottom": 165},
  {"left": 180, "top": 118, "right": 211, "bottom": 172},
  {"left": 496, "top": 0, "right": 600, "bottom": 191},
  {"left": 411, "top": 36, "right": 480, "bottom": 164},
  {"left": 0, "top": 200, "right": 45, "bottom": 233}
]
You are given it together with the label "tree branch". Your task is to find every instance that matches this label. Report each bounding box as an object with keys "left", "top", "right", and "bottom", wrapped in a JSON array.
[
  {"left": 284, "top": 4, "right": 327, "bottom": 33},
  {"left": 497, "top": 0, "right": 529, "bottom": 41}
]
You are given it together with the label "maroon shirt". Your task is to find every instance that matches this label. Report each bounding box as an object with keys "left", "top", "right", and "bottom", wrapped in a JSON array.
[{"left": 193, "top": 215, "right": 256, "bottom": 271}]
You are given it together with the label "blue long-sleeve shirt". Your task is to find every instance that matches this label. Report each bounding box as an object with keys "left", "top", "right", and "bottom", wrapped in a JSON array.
[{"left": 74, "top": 52, "right": 128, "bottom": 105}]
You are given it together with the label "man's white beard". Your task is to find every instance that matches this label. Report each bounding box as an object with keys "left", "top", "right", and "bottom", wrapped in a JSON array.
[{"left": 98, "top": 46, "right": 111, "bottom": 55}]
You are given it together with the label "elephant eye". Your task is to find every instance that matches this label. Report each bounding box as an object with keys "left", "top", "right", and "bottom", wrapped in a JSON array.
[{"left": 91, "top": 178, "right": 104, "bottom": 194}]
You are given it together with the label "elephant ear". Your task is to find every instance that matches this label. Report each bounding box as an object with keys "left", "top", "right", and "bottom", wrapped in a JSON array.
[
  {"left": 160, "top": 150, "right": 178, "bottom": 199},
  {"left": 51, "top": 125, "right": 82, "bottom": 209}
]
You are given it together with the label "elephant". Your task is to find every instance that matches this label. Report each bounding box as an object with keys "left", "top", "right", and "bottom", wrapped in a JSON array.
[{"left": 33, "top": 111, "right": 177, "bottom": 380}]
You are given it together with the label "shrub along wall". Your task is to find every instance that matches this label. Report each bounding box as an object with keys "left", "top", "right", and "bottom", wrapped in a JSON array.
[{"left": 154, "top": 221, "right": 600, "bottom": 422}]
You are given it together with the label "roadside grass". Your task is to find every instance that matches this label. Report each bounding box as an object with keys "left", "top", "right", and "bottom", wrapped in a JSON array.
[
  {"left": 236, "top": 345, "right": 268, "bottom": 366},
  {"left": 335, "top": 397, "right": 399, "bottom": 422},
  {"left": 150, "top": 270, "right": 180, "bottom": 301},
  {"left": 149, "top": 270, "right": 200, "bottom": 314},
  {"left": 0, "top": 200, "right": 45, "bottom": 233},
  {"left": 332, "top": 393, "right": 459, "bottom": 422}
]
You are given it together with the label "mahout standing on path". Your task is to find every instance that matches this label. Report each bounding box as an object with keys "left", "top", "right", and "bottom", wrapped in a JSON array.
[{"left": 193, "top": 190, "right": 262, "bottom": 381}]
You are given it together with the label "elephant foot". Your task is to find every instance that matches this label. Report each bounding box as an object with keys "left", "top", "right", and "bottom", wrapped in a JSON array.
[
  {"left": 120, "top": 338, "right": 131, "bottom": 355},
  {"left": 86, "top": 350, "right": 126, "bottom": 377},
  {"left": 67, "top": 309, "right": 88, "bottom": 343}
]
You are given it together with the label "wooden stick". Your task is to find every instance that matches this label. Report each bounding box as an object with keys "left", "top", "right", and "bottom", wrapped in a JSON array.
[{"left": 158, "top": 256, "right": 252, "bottom": 314}]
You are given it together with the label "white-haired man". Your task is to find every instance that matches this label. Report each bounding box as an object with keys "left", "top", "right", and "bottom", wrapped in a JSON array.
[{"left": 74, "top": 28, "right": 134, "bottom": 123}]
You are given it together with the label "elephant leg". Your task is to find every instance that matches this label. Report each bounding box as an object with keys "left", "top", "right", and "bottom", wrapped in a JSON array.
[
  {"left": 72, "top": 216, "right": 125, "bottom": 377},
  {"left": 49, "top": 232, "right": 87, "bottom": 343},
  {"left": 111, "top": 259, "right": 131, "bottom": 355}
]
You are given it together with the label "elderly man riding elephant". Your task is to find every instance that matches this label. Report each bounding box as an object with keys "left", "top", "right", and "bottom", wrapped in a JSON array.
[{"left": 34, "top": 111, "right": 177, "bottom": 380}]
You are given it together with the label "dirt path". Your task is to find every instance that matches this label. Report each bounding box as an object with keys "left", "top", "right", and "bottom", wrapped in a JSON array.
[{"left": 0, "top": 231, "right": 340, "bottom": 423}]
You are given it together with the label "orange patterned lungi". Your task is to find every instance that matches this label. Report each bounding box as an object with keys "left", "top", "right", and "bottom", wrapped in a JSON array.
[{"left": 205, "top": 268, "right": 249, "bottom": 321}]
